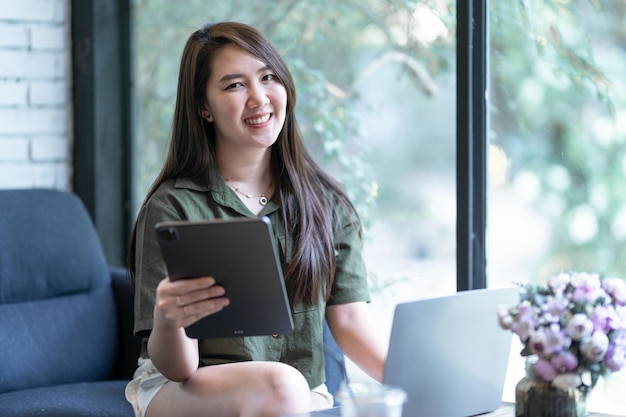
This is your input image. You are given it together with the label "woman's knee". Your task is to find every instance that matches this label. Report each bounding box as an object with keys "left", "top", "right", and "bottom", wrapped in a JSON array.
[
  {"left": 244, "top": 362, "right": 311, "bottom": 415},
  {"left": 265, "top": 362, "right": 310, "bottom": 399},
  {"left": 146, "top": 362, "right": 312, "bottom": 417}
]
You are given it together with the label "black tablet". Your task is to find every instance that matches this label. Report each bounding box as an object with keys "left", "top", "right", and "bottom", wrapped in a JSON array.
[{"left": 155, "top": 217, "right": 294, "bottom": 339}]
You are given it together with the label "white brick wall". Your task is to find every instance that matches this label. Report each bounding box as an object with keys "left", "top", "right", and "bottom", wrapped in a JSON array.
[{"left": 0, "top": 0, "right": 71, "bottom": 190}]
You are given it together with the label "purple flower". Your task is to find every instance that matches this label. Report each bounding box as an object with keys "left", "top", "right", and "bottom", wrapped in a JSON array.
[
  {"left": 543, "top": 296, "right": 569, "bottom": 323},
  {"left": 512, "top": 301, "right": 536, "bottom": 341},
  {"left": 616, "top": 306, "right": 626, "bottom": 330},
  {"left": 592, "top": 305, "right": 619, "bottom": 333},
  {"left": 534, "top": 358, "right": 557, "bottom": 381},
  {"left": 566, "top": 314, "right": 593, "bottom": 341},
  {"left": 543, "top": 324, "right": 570, "bottom": 354},
  {"left": 551, "top": 351, "right": 578, "bottom": 373},
  {"left": 570, "top": 272, "right": 605, "bottom": 302},
  {"left": 580, "top": 331, "right": 610, "bottom": 362},
  {"left": 603, "top": 278, "right": 626, "bottom": 305},
  {"left": 529, "top": 326, "right": 569, "bottom": 357},
  {"left": 604, "top": 344, "right": 626, "bottom": 372}
]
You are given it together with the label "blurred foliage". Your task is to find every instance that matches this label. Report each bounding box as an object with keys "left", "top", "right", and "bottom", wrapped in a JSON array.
[
  {"left": 133, "top": 0, "right": 626, "bottom": 280},
  {"left": 488, "top": 0, "right": 626, "bottom": 279}
]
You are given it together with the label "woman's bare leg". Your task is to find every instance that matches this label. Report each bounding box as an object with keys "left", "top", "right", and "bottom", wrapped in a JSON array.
[{"left": 145, "top": 361, "right": 317, "bottom": 417}]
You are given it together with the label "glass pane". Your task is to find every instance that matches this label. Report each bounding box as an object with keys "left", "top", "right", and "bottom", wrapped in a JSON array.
[
  {"left": 132, "top": 0, "right": 456, "bottom": 383},
  {"left": 488, "top": 1, "right": 626, "bottom": 414}
]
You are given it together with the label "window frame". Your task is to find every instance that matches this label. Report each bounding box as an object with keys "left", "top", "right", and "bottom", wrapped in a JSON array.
[
  {"left": 71, "top": 0, "right": 133, "bottom": 266},
  {"left": 456, "top": 0, "right": 488, "bottom": 291}
]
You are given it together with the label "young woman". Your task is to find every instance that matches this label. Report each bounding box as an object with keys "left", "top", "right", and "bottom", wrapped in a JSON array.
[{"left": 125, "top": 21, "right": 387, "bottom": 417}]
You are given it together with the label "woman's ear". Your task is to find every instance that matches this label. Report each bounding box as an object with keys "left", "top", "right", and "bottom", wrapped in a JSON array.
[{"left": 200, "top": 106, "right": 213, "bottom": 122}]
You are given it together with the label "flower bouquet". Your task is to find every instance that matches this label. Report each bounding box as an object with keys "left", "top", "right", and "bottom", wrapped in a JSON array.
[{"left": 498, "top": 271, "right": 626, "bottom": 392}]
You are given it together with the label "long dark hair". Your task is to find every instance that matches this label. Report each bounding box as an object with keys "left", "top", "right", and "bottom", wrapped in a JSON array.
[{"left": 128, "top": 22, "right": 359, "bottom": 306}]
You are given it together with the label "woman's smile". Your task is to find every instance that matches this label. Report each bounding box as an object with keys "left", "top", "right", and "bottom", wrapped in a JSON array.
[{"left": 244, "top": 113, "right": 272, "bottom": 126}]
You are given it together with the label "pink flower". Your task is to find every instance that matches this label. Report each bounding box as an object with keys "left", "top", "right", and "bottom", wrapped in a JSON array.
[
  {"left": 534, "top": 358, "right": 557, "bottom": 381},
  {"left": 529, "top": 331, "right": 549, "bottom": 356},
  {"left": 566, "top": 314, "right": 593, "bottom": 341},
  {"left": 551, "top": 351, "right": 578, "bottom": 373},
  {"left": 580, "top": 331, "right": 609, "bottom": 362}
]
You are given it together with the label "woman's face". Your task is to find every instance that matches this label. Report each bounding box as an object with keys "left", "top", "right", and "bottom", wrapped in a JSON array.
[{"left": 203, "top": 44, "right": 288, "bottom": 152}]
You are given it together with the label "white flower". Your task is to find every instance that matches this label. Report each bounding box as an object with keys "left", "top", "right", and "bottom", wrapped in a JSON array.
[
  {"left": 603, "top": 278, "right": 626, "bottom": 305},
  {"left": 547, "top": 272, "right": 570, "bottom": 295},
  {"left": 570, "top": 272, "right": 601, "bottom": 288},
  {"left": 497, "top": 304, "right": 513, "bottom": 329},
  {"left": 566, "top": 314, "right": 593, "bottom": 341},
  {"left": 552, "top": 373, "right": 582, "bottom": 390},
  {"left": 581, "top": 331, "right": 610, "bottom": 362}
]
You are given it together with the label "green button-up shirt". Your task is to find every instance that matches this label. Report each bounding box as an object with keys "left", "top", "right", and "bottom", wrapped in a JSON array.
[{"left": 133, "top": 176, "right": 370, "bottom": 388}]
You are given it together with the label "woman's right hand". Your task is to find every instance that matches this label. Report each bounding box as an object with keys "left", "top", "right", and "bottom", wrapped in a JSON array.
[
  {"left": 148, "top": 276, "right": 230, "bottom": 381},
  {"left": 154, "top": 276, "right": 231, "bottom": 330}
]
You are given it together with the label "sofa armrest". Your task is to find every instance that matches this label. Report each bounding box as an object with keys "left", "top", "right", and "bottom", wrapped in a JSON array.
[{"left": 110, "top": 267, "right": 142, "bottom": 380}]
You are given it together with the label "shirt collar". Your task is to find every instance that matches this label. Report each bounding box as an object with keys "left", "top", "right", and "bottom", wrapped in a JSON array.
[{"left": 173, "top": 176, "right": 280, "bottom": 217}]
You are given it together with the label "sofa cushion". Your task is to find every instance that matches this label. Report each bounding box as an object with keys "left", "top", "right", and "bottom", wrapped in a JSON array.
[
  {"left": 0, "top": 189, "right": 110, "bottom": 304},
  {"left": 0, "top": 288, "right": 117, "bottom": 393},
  {"left": 0, "top": 380, "right": 133, "bottom": 417}
]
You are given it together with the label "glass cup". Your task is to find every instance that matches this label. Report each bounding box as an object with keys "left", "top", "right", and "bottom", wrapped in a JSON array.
[{"left": 335, "top": 382, "right": 407, "bottom": 417}]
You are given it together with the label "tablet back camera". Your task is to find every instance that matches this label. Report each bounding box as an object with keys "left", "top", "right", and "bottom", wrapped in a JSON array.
[{"left": 158, "top": 227, "right": 179, "bottom": 242}]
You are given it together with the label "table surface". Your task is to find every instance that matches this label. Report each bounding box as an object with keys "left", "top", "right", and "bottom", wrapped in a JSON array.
[
  {"left": 286, "top": 403, "right": 624, "bottom": 417},
  {"left": 487, "top": 402, "right": 624, "bottom": 417}
]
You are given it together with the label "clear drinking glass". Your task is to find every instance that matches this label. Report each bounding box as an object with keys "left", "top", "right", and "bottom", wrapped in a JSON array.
[{"left": 335, "top": 382, "right": 407, "bottom": 417}]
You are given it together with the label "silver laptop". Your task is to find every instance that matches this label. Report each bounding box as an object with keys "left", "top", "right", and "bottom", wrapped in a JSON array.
[{"left": 309, "top": 287, "right": 517, "bottom": 417}]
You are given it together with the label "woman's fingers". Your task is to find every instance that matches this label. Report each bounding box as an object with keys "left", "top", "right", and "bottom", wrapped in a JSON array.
[
  {"left": 155, "top": 276, "right": 230, "bottom": 328},
  {"left": 173, "top": 277, "right": 227, "bottom": 306},
  {"left": 179, "top": 296, "right": 230, "bottom": 321}
]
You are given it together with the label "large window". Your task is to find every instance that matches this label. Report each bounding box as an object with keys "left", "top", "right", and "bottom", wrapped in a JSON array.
[{"left": 487, "top": 1, "right": 626, "bottom": 414}]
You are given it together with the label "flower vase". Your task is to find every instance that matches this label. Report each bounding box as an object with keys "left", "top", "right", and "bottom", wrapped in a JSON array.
[{"left": 515, "top": 371, "right": 588, "bottom": 417}]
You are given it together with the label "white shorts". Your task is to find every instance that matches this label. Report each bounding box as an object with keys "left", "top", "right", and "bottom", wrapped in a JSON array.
[
  {"left": 125, "top": 358, "right": 334, "bottom": 417},
  {"left": 125, "top": 358, "right": 168, "bottom": 417}
]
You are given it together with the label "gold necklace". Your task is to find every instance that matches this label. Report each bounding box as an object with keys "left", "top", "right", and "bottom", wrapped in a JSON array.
[{"left": 226, "top": 179, "right": 273, "bottom": 206}]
